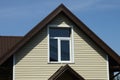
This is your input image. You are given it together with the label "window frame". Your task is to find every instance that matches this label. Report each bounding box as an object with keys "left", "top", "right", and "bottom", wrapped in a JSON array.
[{"left": 48, "top": 25, "right": 74, "bottom": 63}]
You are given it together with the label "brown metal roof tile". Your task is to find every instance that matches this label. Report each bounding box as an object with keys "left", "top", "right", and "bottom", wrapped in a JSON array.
[{"left": 0, "top": 36, "right": 23, "bottom": 59}]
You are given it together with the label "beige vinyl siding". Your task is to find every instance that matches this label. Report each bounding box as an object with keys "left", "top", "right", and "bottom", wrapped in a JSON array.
[
  {"left": 73, "top": 26, "right": 108, "bottom": 80},
  {"left": 15, "top": 14, "right": 108, "bottom": 80}
]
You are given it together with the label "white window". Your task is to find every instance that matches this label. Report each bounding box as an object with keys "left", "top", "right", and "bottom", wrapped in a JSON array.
[{"left": 48, "top": 26, "right": 74, "bottom": 63}]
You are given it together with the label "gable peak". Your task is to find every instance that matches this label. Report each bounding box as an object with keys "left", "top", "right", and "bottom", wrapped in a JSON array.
[
  {"left": 54, "top": 3, "right": 70, "bottom": 12},
  {"left": 58, "top": 3, "right": 66, "bottom": 8}
]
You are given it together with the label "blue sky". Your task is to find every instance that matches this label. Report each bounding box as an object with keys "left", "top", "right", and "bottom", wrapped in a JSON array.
[{"left": 0, "top": 0, "right": 120, "bottom": 55}]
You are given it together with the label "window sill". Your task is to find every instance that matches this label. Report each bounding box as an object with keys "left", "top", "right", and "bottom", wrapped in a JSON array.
[{"left": 48, "top": 61, "right": 75, "bottom": 64}]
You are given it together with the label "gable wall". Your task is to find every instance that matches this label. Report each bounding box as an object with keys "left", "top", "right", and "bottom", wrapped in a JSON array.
[{"left": 14, "top": 14, "right": 108, "bottom": 80}]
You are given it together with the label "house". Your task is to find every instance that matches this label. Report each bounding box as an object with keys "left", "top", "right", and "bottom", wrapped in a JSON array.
[{"left": 0, "top": 4, "right": 120, "bottom": 80}]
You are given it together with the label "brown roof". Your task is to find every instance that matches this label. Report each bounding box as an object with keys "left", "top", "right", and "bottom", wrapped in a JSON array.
[
  {"left": 0, "top": 36, "right": 23, "bottom": 59},
  {"left": 0, "top": 4, "right": 120, "bottom": 65},
  {"left": 48, "top": 64, "right": 85, "bottom": 80}
]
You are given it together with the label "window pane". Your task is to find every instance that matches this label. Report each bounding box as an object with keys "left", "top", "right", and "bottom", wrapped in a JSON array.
[
  {"left": 49, "top": 28, "right": 71, "bottom": 37},
  {"left": 61, "top": 40, "right": 70, "bottom": 61},
  {"left": 50, "top": 39, "right": 58, "bottom": 61}
]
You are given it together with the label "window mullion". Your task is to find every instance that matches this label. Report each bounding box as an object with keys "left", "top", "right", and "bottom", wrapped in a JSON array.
[
  {"left": 70, "top": 39, "right": 72, "bottom": 62},
  {"left": 58, "top": 38, "right": 61, "bottom": 62}
]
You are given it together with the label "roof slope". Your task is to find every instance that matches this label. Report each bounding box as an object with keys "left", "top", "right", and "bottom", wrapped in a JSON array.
[
  {"left": 48, "top": 64, "right": 85, "bottom": 80},
  {"left": 0, "top": 36, "right": 23, "bottom": 60},
  {"left": 0, "top": 4, "right": 119, "bottom": 65}
]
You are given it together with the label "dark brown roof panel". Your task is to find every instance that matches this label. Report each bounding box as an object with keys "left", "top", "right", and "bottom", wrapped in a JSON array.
[{"left": 0, "top": 36, "right": 23, "bottom": 59}]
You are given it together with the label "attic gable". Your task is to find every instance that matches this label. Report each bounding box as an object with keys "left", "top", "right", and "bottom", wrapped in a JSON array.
[{"left": 0, "top": 4, "right": 119, "bottom": 67}]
